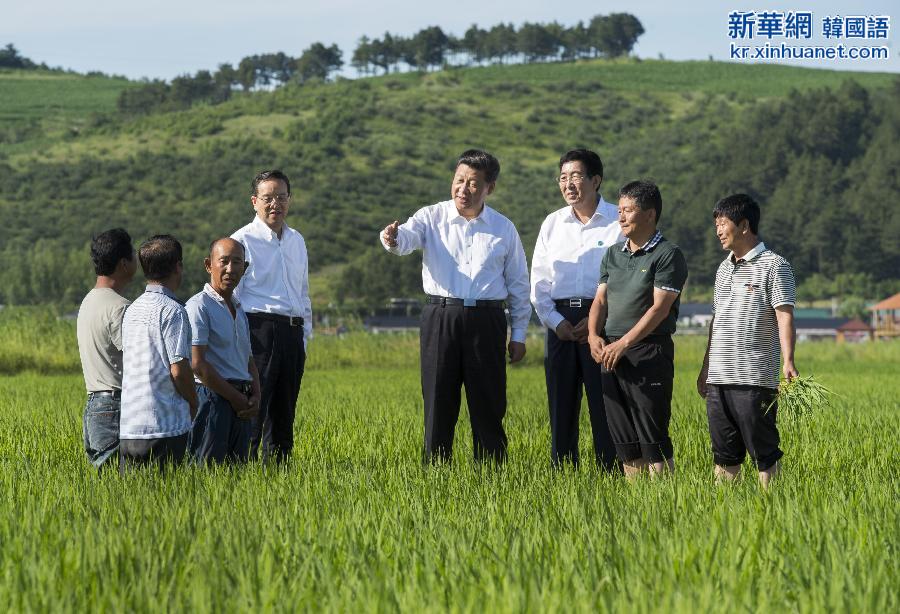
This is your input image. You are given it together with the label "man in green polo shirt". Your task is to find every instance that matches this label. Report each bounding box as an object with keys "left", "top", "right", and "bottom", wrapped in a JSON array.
[{"left": 588, "top": 180, "right": 688, "bottom": 478}]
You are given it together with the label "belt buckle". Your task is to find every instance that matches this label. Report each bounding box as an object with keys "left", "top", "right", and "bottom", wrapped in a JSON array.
[
  {"left": 289, "top": 316, "right": 301, "bottom": 327},
  {"left": 463, "top": 298, "right": 476, "bottom": 307},
  {"left": 569, "top": 298, "right": 582, "bottom": 308}
]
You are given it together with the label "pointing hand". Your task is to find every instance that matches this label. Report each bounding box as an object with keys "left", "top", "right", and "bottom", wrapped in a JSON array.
[{"left": 382, "top": 221, "right": 400, "bottom": 247}]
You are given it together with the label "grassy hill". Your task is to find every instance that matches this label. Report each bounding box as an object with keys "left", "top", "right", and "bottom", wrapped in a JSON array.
[
  {"left": 0, "top": 70, "right": 135, "bottom": 150},
  {"left": 0, "top": 59, "right": 897, "bottom": 307}
]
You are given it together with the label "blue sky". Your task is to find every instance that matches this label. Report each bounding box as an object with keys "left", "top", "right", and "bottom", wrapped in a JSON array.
[{"left": 3, "top": 1, "right": 897, "bottom": 79}]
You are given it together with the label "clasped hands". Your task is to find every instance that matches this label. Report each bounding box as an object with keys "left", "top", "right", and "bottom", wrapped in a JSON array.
[
  {"left": 587, "top": 333, "right": 628, "bottom": 371},
  {"left": 557, "top": 318, "right": 627, "bottom": 370},
  {"left": 555, "top": 318, "right": 589, "bottom": 344},
  {"left": 230, "top": 391, "right": 260, "bottom": 420}
]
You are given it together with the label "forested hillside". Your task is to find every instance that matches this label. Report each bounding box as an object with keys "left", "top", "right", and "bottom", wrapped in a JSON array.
[{"left": 0, "top": 59, "right": 897, "bottom": 308}]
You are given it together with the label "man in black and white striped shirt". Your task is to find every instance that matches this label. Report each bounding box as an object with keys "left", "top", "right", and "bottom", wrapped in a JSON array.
[{"left": 697, "top": 194, "right": 798, "bottom": 488}]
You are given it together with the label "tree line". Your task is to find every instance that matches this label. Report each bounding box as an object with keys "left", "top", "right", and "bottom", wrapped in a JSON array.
[
  {"left": 351, "top": 14, "right": 643, "bottom": 74},
  {"left": 117, "top": 43, "right": 343, "bottom": 115},
  {"left": 0, "top": 44, "right": 37, "bottom": 69},
  {"left": 0, "top": 43, "right": 124, "bottom": 78},
  {"left": 115, "top": 13, "right": 642, "bottom": 115}
]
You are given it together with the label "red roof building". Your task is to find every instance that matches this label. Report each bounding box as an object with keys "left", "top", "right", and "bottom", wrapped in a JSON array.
[
  {"left": 836, "top": 318, "right": 874, "bottom": 343},
  {"left": 869, "top": 292, "right": 900, "bottom": 339}
]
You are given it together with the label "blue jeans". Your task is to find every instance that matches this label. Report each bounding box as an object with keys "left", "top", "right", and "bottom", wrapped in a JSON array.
[
  {"left": 82, "top": 394, "right": 120, "bottom": 469},
  {"left": 189, "top": 385, "right": 252, "bottom": 463}
]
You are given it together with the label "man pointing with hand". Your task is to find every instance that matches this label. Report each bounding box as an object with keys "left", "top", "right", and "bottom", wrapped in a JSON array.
[{"left": 381, "top": 149, "right": 531, "bottom": 464}]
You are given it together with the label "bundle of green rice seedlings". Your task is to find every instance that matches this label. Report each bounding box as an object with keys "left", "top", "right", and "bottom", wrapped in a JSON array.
[{"left": 768, "top": 375, "right": 836, "bottom": 419}]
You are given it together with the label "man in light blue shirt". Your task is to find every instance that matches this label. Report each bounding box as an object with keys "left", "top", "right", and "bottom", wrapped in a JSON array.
[
  {"left": 120, "top": 235, "right": 198, "bottom": 471},
  {"left": 186, "top": 238, "right": 262, "bottom": 463}
]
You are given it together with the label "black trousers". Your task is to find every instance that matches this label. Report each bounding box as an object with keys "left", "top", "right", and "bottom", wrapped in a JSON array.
[
  {"left": 420, "top": 303, "right": 508, "bottom": 463},
  {"left": 545, "top": 304, "right": 617, "bottom": 470},
  {"left": 247, "top": 314, "right": 306, "bottom": 462},
  {"left": 601, "top": 336, "right": 675, "bottom": 463},
  {"left": 119, "top": 433, "right": 188, "bottom": 474}
]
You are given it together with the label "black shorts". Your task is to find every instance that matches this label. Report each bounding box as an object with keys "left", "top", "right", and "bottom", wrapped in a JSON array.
[
  {"left": 600, "top": 336, "right": 674, "bottom": 463},
  {"left": 705, "top": 384, "right": 782, "bottom": 471}
]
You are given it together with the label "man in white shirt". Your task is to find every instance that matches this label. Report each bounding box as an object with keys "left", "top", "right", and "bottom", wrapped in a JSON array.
[
  {"left": 120, "top": 235, "right": 198, "bottom": 471},
  {"left": 380, "top": 149, "right": 531, "bottom": 463},
  {"left": 531, "top": 149, "right": 622, "bottom": 471},
  {"left": 232, "top": 170, "right": 312, "bottom": 463}
]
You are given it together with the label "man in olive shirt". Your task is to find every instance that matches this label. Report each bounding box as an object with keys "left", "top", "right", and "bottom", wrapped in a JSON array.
[
  {"left": 588, "top": 180, "right": 688, "bottom": 478},
  {"left": 76, "top": 228, "right": 137, "bottom": 469}
]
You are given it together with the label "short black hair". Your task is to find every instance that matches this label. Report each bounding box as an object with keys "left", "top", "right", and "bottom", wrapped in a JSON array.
[
  {"left": 251, "top": 170, "right": 291, "bottom": 196},
  {"left": 713, "top": 193, "right": 760, "bottom": 235},
  {"left": 91, "top": 228, "right": 133, "bottom": 276},
  {"left": 559, "top": 149, "right": 603, "bottom": 179},
  {"left": 619, "top": 180, "right": 663, "bottom": 223},
  {"left": 139, "top": 235, "right": 183, "bottom": 281},
  {"left": 456, "top": 149, "right": 500, "bottom": 183}
]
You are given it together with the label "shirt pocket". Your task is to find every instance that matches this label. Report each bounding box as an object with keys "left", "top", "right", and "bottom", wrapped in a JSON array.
[
  {"left": 734, "top": 278, "right": 768, "bottom": 310},
  {"left": 473, "top": 234, "right": 505, "bottom": 276}
]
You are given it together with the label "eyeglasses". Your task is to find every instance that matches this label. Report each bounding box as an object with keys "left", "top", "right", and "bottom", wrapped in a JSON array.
[
  {"left": 255, "top": 194, "right": 291, "bottom": 205},
  {"left": 557, "top": 173, "right": 590, "bottom": 185}
]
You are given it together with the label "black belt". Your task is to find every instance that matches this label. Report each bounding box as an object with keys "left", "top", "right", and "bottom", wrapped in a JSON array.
[
  {"left": 226, "top": 380, "right": 253, "bottom": 396},
  {"left": 554, "top": 298, "right": 593, "bottom": 308},
  {"left": 88, "top": 390, "right": 121, "bottom": 399},
  {"left": 248, "top": 312, "right": 304, "bottom": 327},
  {"left": 426, "top": 295, "right": 505, "bottom": 308}
]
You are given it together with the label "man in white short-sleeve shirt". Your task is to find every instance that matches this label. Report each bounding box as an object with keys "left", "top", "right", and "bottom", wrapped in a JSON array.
[
  {"left": 120, "top": 235, "right": 198, "bottom": 471},
  {"left": 698, "top": 194, "right": 798, "bottom": 488}
]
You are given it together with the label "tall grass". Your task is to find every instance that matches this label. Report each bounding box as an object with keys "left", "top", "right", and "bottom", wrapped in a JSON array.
[
  {"left": 0, "top": 310, "right": 897, "bottom": 610},
  {"left": 0, "top": 307, "right": 82, "bottom": 374}
]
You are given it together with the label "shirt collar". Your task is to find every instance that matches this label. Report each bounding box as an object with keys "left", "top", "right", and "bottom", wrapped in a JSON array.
[
  {"left": 447, "top": 200, "right": 491, "bottom": 224},
  {"left": 202, "top": 282, "right": 241, "bottom": 308},
  {"left": 567, "top": 195, "right": 616, "bottom": 225},
  {"left": 731, "top": 241, "right": 767, "bottom": 264},
  {"left": 597, "top": 194, "right": 618, "bottom": 220},
  {"left": 622, "top": 230, "right": 663, "bottom": 254},
  {"left": 251, "top": 214, "right": 284, "bottom": 240},
  {"left": 145, "top": 284, "right": 179, "bottom": 301}
]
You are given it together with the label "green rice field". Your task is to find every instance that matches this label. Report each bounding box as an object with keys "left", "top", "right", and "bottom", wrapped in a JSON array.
[{"left": 0, "top": 313, "right": 897, "bottom": 611}]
